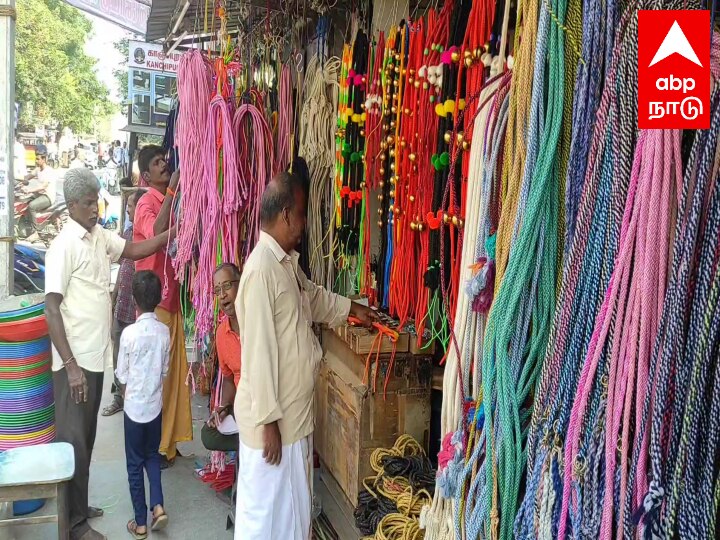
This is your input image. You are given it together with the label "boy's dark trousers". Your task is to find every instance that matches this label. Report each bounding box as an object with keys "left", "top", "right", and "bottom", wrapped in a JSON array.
[{"left": 124, "top": 412, "right": 163, "bottom": 527}]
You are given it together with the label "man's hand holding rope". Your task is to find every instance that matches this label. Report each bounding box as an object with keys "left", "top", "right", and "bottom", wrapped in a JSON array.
[{"left": 349, "top": 302, "right": 379, "bottom": 327}]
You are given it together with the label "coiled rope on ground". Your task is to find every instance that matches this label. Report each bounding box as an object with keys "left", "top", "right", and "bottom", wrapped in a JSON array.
[{"left": 355, "top": 435, "right": 435, "bottom": 539}]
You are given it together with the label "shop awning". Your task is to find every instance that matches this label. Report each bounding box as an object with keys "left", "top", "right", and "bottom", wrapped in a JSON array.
[
  {"left": 145, "top": 0, "right": 178, "bottom": 42},
  {"left": 120, "top": 124, "right": 166, "bottom": 136}
]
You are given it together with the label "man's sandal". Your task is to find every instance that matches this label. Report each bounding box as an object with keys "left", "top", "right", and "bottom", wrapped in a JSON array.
[
  {"left": 101, "top": 400, "right": 123, "bottom": 417},
  {"left": 87, "top": 506, "right": 104, "bottom": 518},
  {"left": 126, "top": 520, "right": 147, "bottom": 540}
]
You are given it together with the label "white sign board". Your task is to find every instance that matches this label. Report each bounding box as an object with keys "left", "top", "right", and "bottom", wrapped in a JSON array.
[{"left": 128, "top": 40, "right": 180, "bottom": 74}]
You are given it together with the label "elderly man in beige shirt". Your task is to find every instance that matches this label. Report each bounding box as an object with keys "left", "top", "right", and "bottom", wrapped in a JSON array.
[
  {"left": 45, "top": 168, "right": 172, "bottom": 540},
  {"left": 234, "top": 170, "right": 376, "bottom": 540}
]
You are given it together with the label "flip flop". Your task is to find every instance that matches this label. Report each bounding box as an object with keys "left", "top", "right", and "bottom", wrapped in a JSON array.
[
  {"left": 151, "top": 511, "right": 169, "bottom": 531},
  {"left": 126, "top": 520, "right": 148, "bottom": 540}
]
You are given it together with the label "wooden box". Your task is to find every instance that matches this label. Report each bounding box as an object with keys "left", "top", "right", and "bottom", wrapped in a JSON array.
[
  {"left": 314, "top": 330, "right": 432, "bottom": 508},
  {"left": 331, "top": 316, "right": 435, "bottom": 356}
]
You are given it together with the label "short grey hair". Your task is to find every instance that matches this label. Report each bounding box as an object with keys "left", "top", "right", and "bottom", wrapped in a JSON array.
[
  {"left": 64, "top": 168, "right": 99, "bottom": 204},
  {"left": 260, "top": 172, "right": 305, "bottom": 225}
]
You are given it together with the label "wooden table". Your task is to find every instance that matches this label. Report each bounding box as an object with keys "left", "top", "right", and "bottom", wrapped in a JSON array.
[{"left": 0, "top": 442, "right": 75, "bottom": 539}]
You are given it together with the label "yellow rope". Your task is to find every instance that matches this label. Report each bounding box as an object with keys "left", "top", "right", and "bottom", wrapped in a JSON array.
[
  {"left": 358, "top": 435, "right": 432, "bottom": 539},
  {"left": 494, "top": 0, "right": 540, "bottom": 289},
  {"left": 396, "top": 488, "right": 432, "bottom": 516},
  {"left": 375, "top": 512, "right": 425, "bottom": 540}
]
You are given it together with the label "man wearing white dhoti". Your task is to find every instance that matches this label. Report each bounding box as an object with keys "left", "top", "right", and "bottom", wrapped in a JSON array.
[{"left": 233, "top": 170, "right": 377, "bottom": 540}]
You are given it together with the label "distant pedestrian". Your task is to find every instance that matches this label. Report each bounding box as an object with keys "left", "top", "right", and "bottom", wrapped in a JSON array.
[
  {"left": 103, "top": 189, "right": 147, "bottom": 418},
  {"left": 13, "top": 134, "right": 26, "bottom": 181},
  {"left": 23, "top": 144, "right": 57, "bottom": 221},
  {"left": 122, "top": 141, "right": 130, "bottom": 176},
  {"left": 116, "top": 270, "right": 170, "bottom": 539},
  {"left": 113, "top": 141, "right": 123, "bottom": 166},
  {"left": 69, "top": 148, "right": 86, "bottom": 170}
]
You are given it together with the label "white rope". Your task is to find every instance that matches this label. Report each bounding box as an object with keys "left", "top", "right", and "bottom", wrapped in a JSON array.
[
  {"left": 300, "top": 54, "right": 341, "bottom": 288},
  {"left": 422, "top": 72, "right": 505, "bottom": 540}
]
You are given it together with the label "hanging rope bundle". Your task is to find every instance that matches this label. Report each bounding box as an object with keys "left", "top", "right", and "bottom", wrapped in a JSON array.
[
  {"left": 233, "top": 102, "right": 275, "bottom": 259},
  {"left": 548, "top": 127, "right": 681, "bottom": 539},
  {"left": 174, "top": 50, "right": 213, "bottom": 278},
  {"left": 301, "top": 55, "right": 341, "bottom": 289},
  {"left": 517, "top": 3, "right": 711, "bottom": 540},
  {"left": 628, "top": 86, "right": 720, "bottom": 540},
  {"left": 191, "top": 93, "right": 240, "bottom": 339},
  {"left": 472, "top": 0, "right": 567, "bottom": 537},
  {"left": 520, "top": 2, "right": 654, "bottom": 525},
  {"left": 275, "top": 63, "right": 294, "bottom": 174},
  {"left": 563, "top": 0, "right": 616, "bottom": 248}
]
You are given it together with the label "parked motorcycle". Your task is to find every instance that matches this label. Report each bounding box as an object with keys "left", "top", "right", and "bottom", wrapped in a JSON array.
[
  {"left": 14, "top": 244, "right": 45, "bottom": 293},
  {"left": 14, "top": 189, "right": 68, "bottom": 246},
  {"left": 13, "top": 244, "right": 45, "bottom": 295},
  {"left": 96, "top": 164, "right": 121, "bottom": 196}
]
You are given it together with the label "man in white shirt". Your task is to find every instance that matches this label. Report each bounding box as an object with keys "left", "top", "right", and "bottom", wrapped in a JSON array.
[
  {"left": 69, "top": 148, "right": 86, "bottom": 170},
  {"left": 233, "top": 171, "right": 377, "bottom": 540},
  {"left": 112, "top": 140, "right": 123, "bottom": 166},
  {"left": 122, "top": 142, "right": 130, "bottom": 176},
  {"left": 44, "top": 168, "right": 173, "bottom": 540},
  {"left": 22, "top": 145, "right": 57, "bottom": 220}
]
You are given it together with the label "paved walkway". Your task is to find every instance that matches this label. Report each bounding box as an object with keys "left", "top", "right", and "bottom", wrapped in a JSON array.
[{"left": 6, "top": 367, "right": 233, "bottom": 539}]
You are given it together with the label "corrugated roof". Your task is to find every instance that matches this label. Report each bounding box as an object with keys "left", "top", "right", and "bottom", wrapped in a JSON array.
[{"left": 146, "top": 0, "right": 292, "bottom": 43}]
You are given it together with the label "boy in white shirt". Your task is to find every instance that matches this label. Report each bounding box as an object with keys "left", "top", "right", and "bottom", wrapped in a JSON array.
[{"left": 116, "top": 270, "right": 170, "bottom": 539}]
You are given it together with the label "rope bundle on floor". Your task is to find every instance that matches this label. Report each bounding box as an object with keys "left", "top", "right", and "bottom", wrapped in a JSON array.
[{"left": 355, "top": 435, "right": 435, "bottom": 539}]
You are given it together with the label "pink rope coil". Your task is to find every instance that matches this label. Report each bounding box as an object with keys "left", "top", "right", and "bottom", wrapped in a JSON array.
[
  {"left": 192, "top": 94, "right": 240, "bottom": 339},
  {"left": 233, "top": 103, "right": 274, "bottom": 258},
  {"left": 175, "top": 50, "right": 213, "bottom": 279},
  {"left": 557, "top": 129, "right": 680, "bottom": 539}
]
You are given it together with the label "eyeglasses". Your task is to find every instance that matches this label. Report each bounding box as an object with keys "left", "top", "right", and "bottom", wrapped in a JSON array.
[{"left": 213, "top": 280, "right": 239, "bottom": 296}]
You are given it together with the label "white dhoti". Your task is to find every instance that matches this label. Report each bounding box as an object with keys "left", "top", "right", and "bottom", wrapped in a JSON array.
[{"left": 235, "top": 435, "right": 313, "bottom": 540}]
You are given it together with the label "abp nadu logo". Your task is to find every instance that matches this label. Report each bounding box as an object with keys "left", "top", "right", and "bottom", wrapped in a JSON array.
[{"left": 638, "top": 10, "right": 710, "bottom": 129}]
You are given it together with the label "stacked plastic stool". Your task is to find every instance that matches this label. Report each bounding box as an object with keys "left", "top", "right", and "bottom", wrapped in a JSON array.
[{"left": 0, "top": 294, "right": 53, "bottom": 515}]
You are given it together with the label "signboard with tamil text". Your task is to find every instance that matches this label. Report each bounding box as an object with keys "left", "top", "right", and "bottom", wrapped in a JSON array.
[
  {"left": 127, "top": 41, "right": 177, "bottom": 130},
  {"left": 128, "top": 40, "right": 180, "bottom": 74}
]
